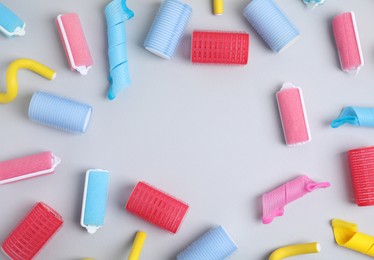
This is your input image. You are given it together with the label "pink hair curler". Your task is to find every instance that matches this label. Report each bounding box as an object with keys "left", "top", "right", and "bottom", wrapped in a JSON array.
[
  {"left": 2, "top": 202, "right": 63, "bottom": 259},
  {"left": 125, "top": 181, "right": 189, "bottom": 234},
  {"left": 262, "top": 175, "right": 330, "bottom": 224},
  {"left": 56, "top": 13, "right": 93, "bottom": 75},
  {"left": 191, "top": 31, "right": 249, "bottom": 65},
  {"left": 0, "top": 151, "right": 60, "bottom": 185},
  {"left": 276, "top": 83, "right": 311, "bottom": 146},
  {"left": 332, "top": 12, "right": 364, "bottom": 74}
]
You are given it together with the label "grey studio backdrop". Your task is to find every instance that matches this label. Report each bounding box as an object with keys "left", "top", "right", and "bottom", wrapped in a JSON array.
[{"left": 1, "top": 0, "right": 374, "bottom": 259}]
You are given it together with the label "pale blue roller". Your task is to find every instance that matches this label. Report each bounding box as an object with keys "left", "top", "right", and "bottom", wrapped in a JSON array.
[
  {"left": 177, "top": 226, "right": 238, "bottom": 260},
  {"left": 243, "top": 0, "right": 300, "bottom": 53},
  {"left": 0, "top": 3, "right": 25, "bottom": 37},
  {"left": 303, "top": 0, "right": 325, "bottom": 9},
  {"left": 144, "top": 0, "right": 192, "bottom": 59},
  {"left": 28, "top": 91, "right": 92, "bottom": 134},
  {"left": 81, "top": 170, "right": 110, "bottom": 234},
  {"left": 105, "top": 0, "right": 134, "bottom": 100},
  {"left": 331, "top": 107, "right": 374, "bottom": 128}
]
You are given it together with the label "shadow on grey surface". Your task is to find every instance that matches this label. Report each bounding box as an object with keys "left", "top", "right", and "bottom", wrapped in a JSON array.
[
  {"left": 339, "top": 151, "right": 355, "bottom": 204},
  {"left": 117, "top": 183, "right": 135, "bottom": 210},
  {"left": 137, "top": 2, "right": 160, "bottom": 48},
  {"left": 179, "top": 35, "right": 191, "bottom": 61}
]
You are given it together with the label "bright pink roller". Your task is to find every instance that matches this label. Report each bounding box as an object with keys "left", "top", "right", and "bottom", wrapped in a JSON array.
[
  {"left": 332, "top": 12, "right": 364, "bottom": 73},
  {"left": 56, "top": 13, "right": 93, "bottom": 75},
  {"left": 262, "top": 175, "right": 330, "bottom": 224},
  {"left": 0, "top": 151, "right": 60, "bottom": 184},
  {"left": 276, "top": 83, "right": 310, "bottom": 146}
]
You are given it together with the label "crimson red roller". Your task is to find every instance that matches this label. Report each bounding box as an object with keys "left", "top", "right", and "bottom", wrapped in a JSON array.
[
  {"left": 348, "top": 146, "right": 374, "bottom": 206},
  {"left": 191, "top": 31, "right": 249, "bottom": 65},
  {"left": 2, "top": 202, "right": 63, "bottom": 259},
  {"left": 125, "top": 181, "right": 189, "bottom": 234}
]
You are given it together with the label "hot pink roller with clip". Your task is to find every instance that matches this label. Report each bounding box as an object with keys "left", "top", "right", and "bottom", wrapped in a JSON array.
[
  {"left": 56, "top": 13, "right": 93, "bottom": 75},
  {"left": 276, "top": 83, "right": 311, "bottom": 146},
  {"left": 262, "top": 175, "right": 330, "bottom": 224},
  {"left": 0, "top": 151, "right": 60, "bottom": 185},
  {"left": 332, "top": 12, "right": 364, "bottom": 73}
]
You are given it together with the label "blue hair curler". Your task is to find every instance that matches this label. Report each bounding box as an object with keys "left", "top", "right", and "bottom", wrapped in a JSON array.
[
  {"left": 243, "top": 0, "right": 300, "bottom": 53},
  {"left": 331, "top": 107, "right": 374, "bottom": 128},
  {"left": 177, "top": 226, "right": 238, "bottom": 260},
  {"left": 28, "top": 91, "right": 92, "bottom": 134},
  {"left": 303, "top": 0, "right": 325, "bottom": 9},
  {"left": 144, "top": 0, "right": 192, "bottom": 59},
  {"left": 0, "top": 3, "right": 25, "bottom": 37},
  {"left": 105, "top": 0, "right": 134, "bottom": 100}
]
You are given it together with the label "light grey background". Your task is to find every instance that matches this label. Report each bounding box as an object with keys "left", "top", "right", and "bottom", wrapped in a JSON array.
[{"left": 1, "top": 0, "right": 374, "bottom": 259}]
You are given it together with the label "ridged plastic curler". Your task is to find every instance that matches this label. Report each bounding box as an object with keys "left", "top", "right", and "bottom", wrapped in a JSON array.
[
  {"left": 243, "top": 0, "right": 299, "bottom": 53},
  {"left": 348, "top": 146, "right": 374, "bottom": 206},
  {"left": 0, "top": 3, "right": 25, "bottom": 37},
  {"left": 213, "top": 0, "right": 224, "bottom": 15},
  {"left": 0, "top": 151, "right": 61, "bottom": 185},
  {"left": 125, "top": 181, "right": 189, "bottom": 233},
  {"left": 128, "top": 231, "right": 147, "bottom": 260},
  {"left": 28, "top": 91, "right": 92, "bottom": 134},
  {"left": 191, "top": 31, "right": 249, "bottom": 65},
  {"left": 105, "top": 0, "right": 134, "bottom": 100},
  {"left": 332, "top": 219, "right": 374, "bottom": 257},
  {"left": 144, "top": 0, "right": 192, "bottom": 59},
  {"left": 303, "top": 0, "right": 325, "bottom": 9},
  {"left": 276, "top": 83, "right": 311, "bottom": 146},
  {"left": 0, "top": 58, "right": 56, "bottom": 104},
  {"left": 177, "top": 226, "right": 238, "bottom": 260},
  {"left": 269, "top": 242, "right": 320, "bottom": 260},
  {"left": 332, "top": 12, "right": 363, "bottom": 74},
  {"left": 1, "top": 202, "right": 63, "bottom": 260},
  {"left": 331, "top": 107, "right": 374, "bottom": 128},
  {"left": 56, "top": 13, "right": 93, "bottom": 75},
  {"left": 262, "top": 175, "right": 330, "bottom": 224}
]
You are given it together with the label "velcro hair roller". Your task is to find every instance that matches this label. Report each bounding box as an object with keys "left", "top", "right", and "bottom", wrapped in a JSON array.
[
  {"left": 303, "top": 0, "right": 325, "bottom": 9},
  {"left": 332, "top": 219, "right": 374, "bottom": 257},
  {"left": 81, "top": 169, "right": 110, "bottom": 234},
  {"left": 0, "top": 151, "right": 60, "bottom": 185},
  {"left": 56, "top": 13, "right": 93, "bottom": 75},
  {"left": 262, "top": 175, "right": 330, "bottom": 224},
  {"left": 0, "top": 3, "right": 25, "bottom": 37},
  {"left": 276, "top": 83, "right": 311, "bottom": 146},
  {"left": 105, "top": 0, "right": 134, "bottom": 100},
  {"left": 125, "top": 181, "right": 189, "bottom": 233},
  {"left": 144, "top": 0, "right": 192, "bottom": 59},
  {"left": 269, "top": 242, "right": 320, "bottom": 260},
  {"left": 331, "top": 107, "right": 374, "bottom": 128},
  {"left": 177, "top": 226, "right": 238, "bottom": 260},
  {"left": 243, "top": 0, "right": 299, "bottom": 53},
  {"left": 191, "top": 31, "right": 249, "bottom": 65},
  {"left": 28, "top": 91, "right": 92, "bottom": 134},
  {"left": 348, "top": 146, "right": 374, "bottom": 206},
  {"left": 1, "top": 202, "right": 63, "bottom": 259},
  {"left": 332, "top": 12, "right": 363, "bottom": 74}
]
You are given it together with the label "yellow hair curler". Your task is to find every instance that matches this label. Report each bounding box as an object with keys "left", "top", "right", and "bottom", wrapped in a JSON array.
[
  {"left": 128, "top": 231, "right": 147, "bottom": 260},
  {"left": 332, "top": 218, "right": 374, "bottom": 257},
  {"left": 0, "top": 58, "right": 56, "bottom": 104},
  {"left": 213, "top": 0, "right": 223, "bottom": 15},
  {"left": 269, "top": 242, "right": 320, "bottom": 260}
]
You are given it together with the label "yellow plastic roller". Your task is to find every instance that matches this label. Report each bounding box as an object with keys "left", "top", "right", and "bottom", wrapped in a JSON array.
[
  {"left": 128, "top": 231, "right": 147, "bottom": 260},
  {"left": 0, "top": 58, "right": 56, "bottom": 104},
  {"left": 269, "top": 242, "right": 320, "bottom": 260}
]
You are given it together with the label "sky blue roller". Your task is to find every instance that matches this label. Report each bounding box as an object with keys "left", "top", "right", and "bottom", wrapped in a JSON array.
[
  {"left": 81, "top": 170, "right": 110, "bottom": 234},
  {"left": 303, "top": 0, "right": 325, "bottom": 9},
  {"left": 0, "top": 3, "right": 25, "bottom": 37},
  {"left": 144, "top": 0, "right": 192, "bottom": 59},
  {"left": 243, "top": 0, "right": 300, "bottom": 53},
  {"left": 105, "top": 0, "right": 134, "bottom": 100},
  {"left": 331, "top": 107, "right": 374, "bottom": 128},
  {"left": 28, "top": 91, "right": 92, "bottom": 134},
  {"left": 177, "top": 226, "right": 238, "bottom": 260}
]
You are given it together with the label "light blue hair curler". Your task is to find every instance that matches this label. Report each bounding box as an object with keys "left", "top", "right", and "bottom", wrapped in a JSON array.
[
  {"left": 28, "top": 91, "right": 92, "bottom": 134},
  {"left": 105, "top": 0, "right": 134, "bottom": 100},
  {"left": 0, "top": 3, "right": 25, "bottom": 37},
  {"left": 303, "top": 0, "right": 325, "bottom": 9},
  {"left": 331, "top": 107, "right": 374, "bottom": 128},
  {"left": 144, "top": 0, "right": 192, "bottom": 59},
  {"left": 177, "top": 226, "right": 238, "bottom": 260},
  {"left": 243, "top": 0, "right": 300, "bottom": 53}
]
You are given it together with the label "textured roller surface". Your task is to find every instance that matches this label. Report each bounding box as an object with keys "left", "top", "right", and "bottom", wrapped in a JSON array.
[
  {"left": 2, "top": 202, "right": 63, "bottom": 260},
  {"left": 177, "top": 226, "right": 237, "bottom": 260},
  {"left": 191, "top": 31, "right": 249, "bottom": 65},
  {"left": 126, "top": 181, "right": 189, "bottom": 233}
]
